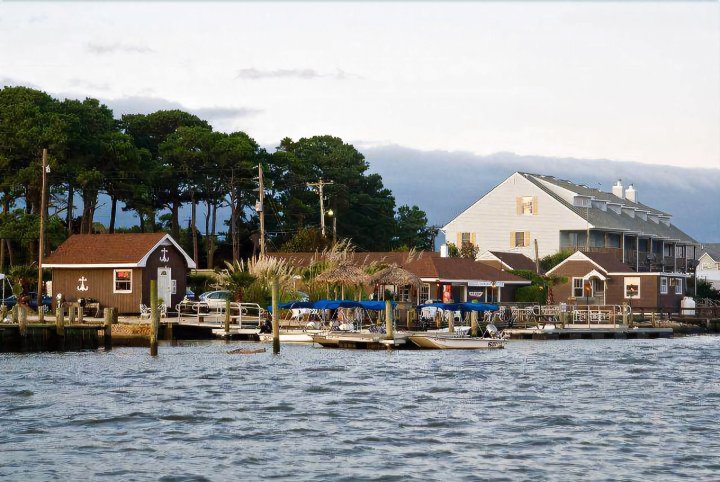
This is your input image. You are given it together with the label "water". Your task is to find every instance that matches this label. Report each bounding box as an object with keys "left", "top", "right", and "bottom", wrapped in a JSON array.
[{"left": 1, "top": 337, "right": 719, "bottom": 481}]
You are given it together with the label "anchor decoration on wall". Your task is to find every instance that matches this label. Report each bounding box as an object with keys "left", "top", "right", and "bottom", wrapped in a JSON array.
[
  {"left": 77, "top": 276, "right": 89, "bottom": 291},
  {"left": 160, "top": 247, "right": 170, "bottom": 263}
]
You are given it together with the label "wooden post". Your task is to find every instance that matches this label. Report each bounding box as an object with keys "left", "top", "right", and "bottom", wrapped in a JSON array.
[
  {"left": 150, "top": 280, "right": 158, "bottom": 356},
  {"left": 385, "top": 300, "right": 393, "bottom": 340},
  {"left": 651, "top": 311, "right": 656, "bottom": 328},
  {"left": 435, "top": 311, "right": 441, "bottom": 329},
  {"left": 622, "top": 302, "right": 628, "bottom": 327},
  {"left": 448, "top": 309, "right": 455, "bottom": 334},
  {"left": 19, "top": 306, "right": 27, "bottom": 336},
  {"left": 406, "top": 310, "right": 413, "bottom": 330},
  {"left": 271, "top": 278, "right": 279, "bottom": 354},
  {"left": 103, "top": 308, "right": 112, "bottom": 351},
  {"left": 471, "top": 310, "right": 478, "bottom": 337},
  {"left": 38, "top": 148, "right": 48, "bottom": 323},
  {"left": 224, "top": 297, "right": 231, "bottom": 333},
  {"left": 78, "top": 305, "right": 84, "bottom": 323},
  {"left": 68, "top": 305, "right": 76, "bottom": 323},
  {"left": 55, "top": 306, "right": 65, "bottom": 337},
  {"left": 112, "top": 307, "right": 118, "bottom": 325}
]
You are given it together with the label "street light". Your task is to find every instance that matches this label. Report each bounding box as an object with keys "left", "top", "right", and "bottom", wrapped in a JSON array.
[{"left": 326, "top": 209, "right": 337, "bottom": 245}]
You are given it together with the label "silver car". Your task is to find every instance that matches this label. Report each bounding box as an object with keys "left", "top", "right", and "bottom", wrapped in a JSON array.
[{"left": 198, "top": 290, "right": 231, "bottom": 309}]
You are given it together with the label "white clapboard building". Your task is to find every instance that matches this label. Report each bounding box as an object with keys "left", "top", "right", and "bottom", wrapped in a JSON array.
[{"left": 442, "top": 172, "right": 698, "bottom": 273}]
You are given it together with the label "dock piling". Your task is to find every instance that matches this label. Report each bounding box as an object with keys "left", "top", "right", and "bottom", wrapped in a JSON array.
[
  {"left": 385, "top": 300, "right": 393, "bottom": 340},
  {"left": 68, "top": 305, "right": 76, "bottom": 323},
  {"left": 78, "top": 305, "right": 84, "bottom": 323},
  {"left": 19, "top": 306, "right": 27, "bottom": 336},
  {"left": 150, "top": 280, "right": 159, "bottom": 356},
  {"left": 56, "top": 305, "right": 65, "bottom": 350},
  {"left": 271, "top": 279, "right": 279, "bottom": 354},
  {"left": 471, "top": 311, "right": 478, "bottom": 337},
  {"left": 103, "top": 308, "right": 112, "bottom": 351},
  {"left": 448, "top": 311, "right": 455, "bottom": 334},
  {"left": 224, "top": 297, "right": 231, "bottom": 334}
]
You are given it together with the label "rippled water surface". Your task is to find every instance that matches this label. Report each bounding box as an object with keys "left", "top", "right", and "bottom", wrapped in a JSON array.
[{"left": 1, "top": 336, "right": 720, "bottom": 481}]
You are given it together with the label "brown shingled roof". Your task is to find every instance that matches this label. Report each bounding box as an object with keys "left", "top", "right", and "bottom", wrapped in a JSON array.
[
  {"left": 267, "top": 251, "right": 529, "bottom": 284},
  {"left": 581, "top": 251, "right": 635, "bottom": 273},
  {"left": 44, "top": 233, "right": 168, "bottom": 265},
  {"left": 489, "top": 251, "right": 541, "bottom": 273}
]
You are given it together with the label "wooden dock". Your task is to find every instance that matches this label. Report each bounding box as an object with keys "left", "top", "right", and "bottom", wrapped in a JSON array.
[
  {"left": 312, "top": 332, "right": 410, "bottom": 350},
  {"left": 504, "top": 327, "right": 673, "bottom": 340},
  {"left": 0, "top": 323, "right": 108, "bottom": 352}
]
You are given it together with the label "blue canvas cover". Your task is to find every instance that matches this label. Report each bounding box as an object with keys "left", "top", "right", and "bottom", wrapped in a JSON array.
[
  {"left": 358, "top": 300, "right": 397, "bottom": 311},
  {"left": 312, "top": 299, "right": 365, "bottom": 310},
  {"left": 266, "top": 301, "right": 315, "bottom": 312}
]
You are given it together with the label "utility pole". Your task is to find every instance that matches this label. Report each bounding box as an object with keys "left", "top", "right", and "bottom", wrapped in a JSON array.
[
  {"left": 38, "top": 149, "right": 49, "bottom": 320},
  {"left": 307, "top": 179, "right": 334, "bottom": 237},
  {"left": 257, "top": 164, "right": 266, "bottom": 257}
]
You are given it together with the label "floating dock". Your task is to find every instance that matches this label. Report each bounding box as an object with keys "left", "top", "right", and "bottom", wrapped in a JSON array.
[
  {"left": 313, "top": 332, "right": 409, "bottom": 349},
  {"left": 504, "top": 327, "right": 673, "bottom": 340}
]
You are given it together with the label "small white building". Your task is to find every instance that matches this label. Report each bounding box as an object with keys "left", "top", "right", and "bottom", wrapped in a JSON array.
[
  {"left": 696, "top": 244, "right": 720, "bottom": 290},
  {"left": 442, "top": 172, "right": 697, "bottom": 273}
]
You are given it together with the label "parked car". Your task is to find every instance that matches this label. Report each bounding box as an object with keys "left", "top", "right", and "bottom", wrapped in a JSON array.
[
  {"left": 1, "top": 292, "right": 52, "bottom": 312},
  {"left": 198, "top": 290, "right": 231, "bottom": 309}
]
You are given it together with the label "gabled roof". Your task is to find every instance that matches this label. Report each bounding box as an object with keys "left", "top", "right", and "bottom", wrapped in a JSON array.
[
  {"left": 519, "top": 173, "right": 697, "bottom": 244},
  {"left": 700, "top": 243, "right": 720, "bottom": 261},
  {"left": 44, "top": 233, "right": 196, "bottom": 269},
  {"left": 267, "top": 251, "right": 530, "bottom": 284},
  {"left": 486, "top": 251, "right": 540, "bottom": 272},
  {"left": 546, "top": 251, "right": 635, "bottom": 276}
]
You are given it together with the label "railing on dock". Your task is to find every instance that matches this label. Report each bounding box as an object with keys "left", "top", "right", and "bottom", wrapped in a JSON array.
[{"left": 176, "top": 301, "right": 266, "bottom": 329}]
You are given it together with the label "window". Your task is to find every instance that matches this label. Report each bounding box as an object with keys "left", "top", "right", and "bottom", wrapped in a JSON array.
[
  {"left": 572, "top": 278, "right": 584, "bottom": 298},
  {"left": 660, "top": 277, "right": 668, "bottom": 294},
  {"left": 512, "top": 231, "right": 529, "bottom": 248},
  {"left": 461, "top": 232, "right": 471, "bottom": 246},
  {"left": 113, "top": 269, "right": 132, "bottom": 293},
  {"left": 624, "top": 277, "right": 640, "bottom": 299},
  {"left": 671, "top": 278, "right": 682, "bottom": 295},
  {"left": 419, "top": 284, "right": 430, "bottom": 304},
  {"left": 516, "top": 196, "right": 538, "bottom": 215},
  {"left": 397, "top": 286, "right": 411, "bottom": 302}
]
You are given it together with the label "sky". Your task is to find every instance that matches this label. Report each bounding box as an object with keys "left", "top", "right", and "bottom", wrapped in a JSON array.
[{"left": 1, "top": 2, "right": 718, "bottom": 170}]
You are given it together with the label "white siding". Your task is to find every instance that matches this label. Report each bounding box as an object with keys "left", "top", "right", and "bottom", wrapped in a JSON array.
[
  {"left": 443, "top": 173, "right": 589, "bottom": 258},
  {"left": 697, "top": 253, "right": 720, "bottom": 289}
]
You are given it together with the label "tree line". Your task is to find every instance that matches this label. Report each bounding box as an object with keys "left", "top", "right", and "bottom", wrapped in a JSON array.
[{"left": 0, "top": 85, "right": 436, "bottom": 270}]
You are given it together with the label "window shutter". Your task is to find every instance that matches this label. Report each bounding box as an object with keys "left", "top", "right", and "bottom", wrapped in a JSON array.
[
  {"left": 471, "top": 233, "right": 476, "bottom": 246},
  {"left": 516, "top": 197, "right": 522, "bottom": 215},
  {"left": 532, "top": 196, "right": 538, "bottom": 215},
  {"left": 456, "top": 233, "right": 462, "bottom": 247},
  {"left": 510, "top": 232, "right": 515, "bottom": 247},
  {"left": 524, "top": 231, "right": 530, "bottom": 247}
]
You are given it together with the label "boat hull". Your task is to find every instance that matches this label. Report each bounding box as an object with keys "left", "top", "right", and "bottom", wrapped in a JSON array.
[{"left": 409, "top": 335, "right": 505, "bottom": 350}]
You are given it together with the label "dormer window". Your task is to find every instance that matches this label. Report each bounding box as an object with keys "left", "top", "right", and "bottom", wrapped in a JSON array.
[
  {"left": 573, "top": 196, "right": 591, "bottom": 208},
  {"left": 591, "top": 200, "right": 607, "bottom": 211},
  {"left": 636, "top": 211, "right": 647, "bottom": 221}
]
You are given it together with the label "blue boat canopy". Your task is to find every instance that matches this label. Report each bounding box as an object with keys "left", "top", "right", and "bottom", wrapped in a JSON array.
[
  {"left": 358, "top": 300, "right": 397, "bottom": 311},
  {"left": 417, "top": 302, "right": 499, "bottom": 312}
]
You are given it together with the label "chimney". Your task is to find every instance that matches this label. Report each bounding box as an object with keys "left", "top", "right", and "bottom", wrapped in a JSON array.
[
  {"left": 440, "top": 244, "right": 449, "bottom": 257},
  {"left": 625, "top": 184, "right": 637, "bottom": 203},
  {"left": 612, "top": 179, "right": 624, "bottom": 199}
]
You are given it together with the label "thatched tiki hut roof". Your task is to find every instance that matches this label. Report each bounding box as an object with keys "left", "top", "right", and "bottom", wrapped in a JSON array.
[
  {"left": 370, "top": 265, "right": 422, "bottom": 288},
  {"left": 315, "top": 264, "right": 371, "bottom": 286}
]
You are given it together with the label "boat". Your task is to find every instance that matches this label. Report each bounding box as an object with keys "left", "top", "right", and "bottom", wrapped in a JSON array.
[{"left": 408, "top": 333, "right": 505, "bottom": 350}]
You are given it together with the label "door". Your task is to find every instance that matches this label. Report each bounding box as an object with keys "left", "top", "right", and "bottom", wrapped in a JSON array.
[{"left": 158, "top": 268, "right": 172, "bottom": 307}]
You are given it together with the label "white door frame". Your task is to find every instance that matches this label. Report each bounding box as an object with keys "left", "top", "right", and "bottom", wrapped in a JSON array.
[{"left": 157, "top": 267, "right": 172, "bottom": 306}]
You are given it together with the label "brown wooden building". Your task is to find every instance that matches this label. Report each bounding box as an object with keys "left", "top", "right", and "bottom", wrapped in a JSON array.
[
  {"left": 546, "top": 251, "right": 688, "bottom": 310},
  {"left": 44, "top": 233, "right": 196, "bottom": 314}
]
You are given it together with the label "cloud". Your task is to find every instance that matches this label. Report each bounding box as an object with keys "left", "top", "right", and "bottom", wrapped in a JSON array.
[
  {"left": 85, "top": 42, "right": 154, "bottom": 55},
  {"left": 361, "top": 144, "right": 720, "bottom": 242},
  {"left": 98, "top": 95, "right": 260, "bottom": 123},
  {"left": 236, "top": 68, "right": 362, "bottom": 80},
  {"left": 67, "top": 78, "right": 110, "bottom": 91}
]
